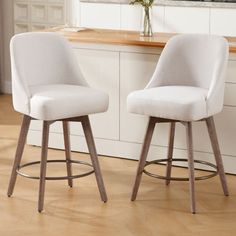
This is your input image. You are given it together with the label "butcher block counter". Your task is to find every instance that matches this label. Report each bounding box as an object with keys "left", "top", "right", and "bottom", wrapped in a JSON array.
[{"left": 47, "top": 27, "right": 236, "bottom": 52}]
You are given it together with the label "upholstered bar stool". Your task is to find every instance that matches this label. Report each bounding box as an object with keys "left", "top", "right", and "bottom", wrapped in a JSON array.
[
  {"left": 8, "top": 32, "right": 108, "bottom": 212},
  {"left": 127, "top": 34, "right": 229, "bottom": 213}
]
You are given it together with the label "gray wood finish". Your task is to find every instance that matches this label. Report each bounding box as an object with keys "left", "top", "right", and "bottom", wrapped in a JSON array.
[
  {"left": 8, "top": 114, "right": 108, "bottom": 212},
  {"left": 81, "top": 116, "right": 108, "bottom": 202},
  {"left": 166, "top": 122, "right": 176, "bottom": 186},
  {"left": 38, "top": 121, "right": 50, "bottom": 212},
  {"left": 131, "top": 117, "right": 156, "bottom": 201},
  {"left": 7, "top": 115, "right": 31, "bottom": 197},
  {"left": 206, "top": 117, "right": 229, "bottom": 196},
  {"left": 185, "top": 122, "right": 196, "bottom": 214},
  {"left": 63, "top": 121, "right": 73, "bottom": 187}
]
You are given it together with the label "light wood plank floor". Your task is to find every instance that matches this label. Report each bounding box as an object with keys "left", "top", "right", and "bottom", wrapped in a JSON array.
[{"left": 1, "top": 94, "right": 236, "bottom": 236}]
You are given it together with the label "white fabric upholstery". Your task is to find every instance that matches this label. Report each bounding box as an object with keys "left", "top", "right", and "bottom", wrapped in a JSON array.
[
  {"left": 127, "top": 86, "right": 208, "bottom": 121},
  {"left": 127, "top": 34, "right": 229, "bottom": 121},
  {"left": 10, "top": 32, "right": 109, "bottom": 120},
  {"left": 30, "top": 84, "right": 109, "bottom": 121}
]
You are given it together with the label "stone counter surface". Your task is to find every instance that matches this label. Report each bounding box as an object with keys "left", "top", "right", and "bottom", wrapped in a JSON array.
[{"left": 80, "top": 0, "right": 236, "bottom": 8}]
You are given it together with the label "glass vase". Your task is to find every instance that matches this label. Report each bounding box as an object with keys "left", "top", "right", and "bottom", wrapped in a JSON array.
[{"left": 141, "top": 6, "right": 153, "bottom": 37}]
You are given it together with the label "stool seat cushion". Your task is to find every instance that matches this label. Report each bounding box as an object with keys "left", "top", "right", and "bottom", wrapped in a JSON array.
[
  {"left": 127, "top": 86, "right": 209, "bottom": 121},
  {"left": 29, "top": 84, "right": 109, "bottom": 120}
]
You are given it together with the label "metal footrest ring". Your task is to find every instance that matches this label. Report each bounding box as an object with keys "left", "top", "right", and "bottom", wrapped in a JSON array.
[
  {"left": 143, "top": 158, "right": 218, "bottom": 181},
  {"left": 16, "top": 160, "right": 95, "bottom": 180}
]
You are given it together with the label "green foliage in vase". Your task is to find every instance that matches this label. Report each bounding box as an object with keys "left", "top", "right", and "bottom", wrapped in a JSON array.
[{"left": 130, "top": 0, "right": 154, "bottom": 8}]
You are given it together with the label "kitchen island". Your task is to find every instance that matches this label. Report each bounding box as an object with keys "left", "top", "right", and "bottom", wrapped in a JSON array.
[{"left": 28, "top": 27, "right": 236, "bottom": 174}]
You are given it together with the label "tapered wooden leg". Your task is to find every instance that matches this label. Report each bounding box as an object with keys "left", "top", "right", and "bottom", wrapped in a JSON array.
[
  {"left": 185, "top": 122, "right": 196, "bottom": 214},
  {"left": 166, "top": 122, "right": 176, "bottom": 185},
  {"left": 63, "top": 121, "right": 73, "bottom": 187},
  {"left": 206, "top": 117, "right": 229, "bottom": 196},
  {"left": 81, "top": 116, "right": 107, "bottom": 202},
  {"left": 38, "top": 121, "right": 50, "bottom": 213},
  {"left": 7, "top": 115, "right": 31, "bottom": 197},
  {"left": 131, "top": 117, "right": 156, "bottom": 201}
]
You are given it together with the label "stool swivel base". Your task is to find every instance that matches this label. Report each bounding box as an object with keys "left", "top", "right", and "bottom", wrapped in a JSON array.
[
  {"left": 7, "top": 115, "right": 107, "bottom": 213},
  {"left": 131, "top": 116, "right": 229, "bottom": 214}
]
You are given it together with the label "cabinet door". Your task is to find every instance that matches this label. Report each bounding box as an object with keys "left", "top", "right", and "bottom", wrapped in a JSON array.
[
  {"left": 120, "top": 52, "right": 176, "bottom": 147},
  {"left": 120, "top": 52, "right": 163, "bottom": 144},
  {"left": 70, "top": 48, "right": 120, "bottom": 140}
]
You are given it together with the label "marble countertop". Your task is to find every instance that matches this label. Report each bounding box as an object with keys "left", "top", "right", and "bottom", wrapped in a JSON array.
[{"left": 80, "top": 0, "right": 236, "bottom": 8}]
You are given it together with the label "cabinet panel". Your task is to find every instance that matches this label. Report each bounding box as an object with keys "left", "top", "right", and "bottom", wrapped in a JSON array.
[
  {"left": 226, "top": 60, "right": 236, "bottom": 83},
  {"left": 120, "top": 52, "right": 160, "bottom": 144},
  {"left": 15, "top": 23, "right": 30, "bottom": 34},
  {"left": 225, "top": 83, "right": 236, "bottom": 106},
  {"left": 14, "top": 3, "right": 29, "bottom": 22},
  {"left": 14, "top": 0, "right": 67, "bottom": 34},
  {"left": 71, "top": 48, "right": 120, "bottom": 140},
  {"left": 31, "top": 4, "right": 47, "bottom": 23},
  {"left": 48, "top": 4, "right": 65, "bottom": 24}
]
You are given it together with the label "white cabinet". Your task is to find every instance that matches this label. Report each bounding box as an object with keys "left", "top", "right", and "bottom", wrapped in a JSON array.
[
  {"left": 70, "top": 48, "right": 120, "bottom": 140},
  {"left": 119, "top": 51, "right": 236, "bottom": 159},
  {"left": 14, "top": 0, "right": 67, "bottom": 34},
  {"left": 226, "top": 59, "right": 236, "bottom": 83},
  {"left": 27, "top": 42, "right": 236, "bottom": 174},
  {"left": 120, "top": 52, "right": 160, "bottom": 144}
]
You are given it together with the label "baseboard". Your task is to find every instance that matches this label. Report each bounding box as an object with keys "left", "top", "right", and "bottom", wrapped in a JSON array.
[
  {"left": 27, "top": 129, "right": 236, "bottom": 175},
  {"left": 2, "top": 80, "right": 12, "bottom": 94}
]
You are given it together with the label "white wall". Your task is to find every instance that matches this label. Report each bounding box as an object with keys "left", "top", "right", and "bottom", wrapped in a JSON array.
[
  {"left": 0, "top": 0, "right": 4, "bottom": 92},
  {"left": 2, "top": 0, "right": 14, "bottom": 93},
  {"left": 2, "top": 0, "right": 71, "bottom": 94},
  {"left": 78, "top": 3, "right": 236, "bottom": 36}
]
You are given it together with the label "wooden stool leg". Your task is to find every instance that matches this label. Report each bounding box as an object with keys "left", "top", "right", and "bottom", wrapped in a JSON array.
[
  {"left": 63, "top": 121, "right": 73, "bottom": 187},
  {"left": 206, "top": 117, "right": 229, "bottom": 196},
  {"left": 38, "top": 121, "right": 50, "bottom": 213},
  {"left": 81, "top": 116, "right": 107, "bottom": 202},
  {"left": 166, "top": 122, "right": 176, "bottom": 185},
  {"left": 7, "top": 115, "right": 31, "bottom": 197},
  {"left": 185, "top": 122, "right": 196, "bottom": 214},
  {"left": 131, "top": 117, "right": 156, "bottom": 201}
]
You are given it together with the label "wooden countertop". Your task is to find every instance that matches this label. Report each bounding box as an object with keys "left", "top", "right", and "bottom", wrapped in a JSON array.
[{"left": 48, "top": 27, "right": 236, "bottom": 53}]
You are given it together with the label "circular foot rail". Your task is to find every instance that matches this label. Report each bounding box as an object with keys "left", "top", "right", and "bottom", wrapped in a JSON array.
[
  {"left": 143, "top": 158, "right": 218, "bottom": 181},
  {"left": 16, "top": 160, "right": 94, "bottom": 180}
]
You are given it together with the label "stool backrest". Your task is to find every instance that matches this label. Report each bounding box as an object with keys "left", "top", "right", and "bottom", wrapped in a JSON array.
[
  {"left": 147, "top": 34, "right": 229, "bottom": 90},
  {"left": 10, "top": 32, "right": 88, "bottom": 114}
]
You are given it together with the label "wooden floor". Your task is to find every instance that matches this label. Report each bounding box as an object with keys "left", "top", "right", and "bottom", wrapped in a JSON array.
[{"left": 1, "top": 94, "right": 236, "bottom": 236}]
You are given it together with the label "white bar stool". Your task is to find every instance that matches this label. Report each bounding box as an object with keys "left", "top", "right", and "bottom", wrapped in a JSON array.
[
  {"left": 8, "top": 32, "right": 108, "bottom": 212},
  {"left": 127, "top": 34, "right": 229, "bottom": 213}
]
